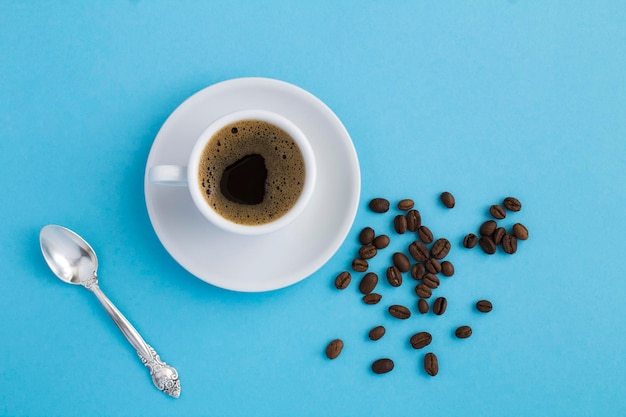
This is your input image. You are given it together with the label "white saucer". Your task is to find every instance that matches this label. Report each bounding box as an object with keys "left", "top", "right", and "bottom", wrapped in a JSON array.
[{"left": 144, "top": 78, "right": 361, "bottom": 292}]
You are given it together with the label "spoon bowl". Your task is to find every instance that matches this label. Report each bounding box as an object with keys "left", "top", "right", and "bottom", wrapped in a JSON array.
[{"left": 40, "top": 225, "right": 98, "bottom": 285}]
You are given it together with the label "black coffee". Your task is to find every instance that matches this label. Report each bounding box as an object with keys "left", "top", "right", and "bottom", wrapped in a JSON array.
[
  {"left": 198, "top": 119, "right": 305, "bottom": 226},
  {"left": 219, "top": 154, "right": 266, "bottom": 204}
]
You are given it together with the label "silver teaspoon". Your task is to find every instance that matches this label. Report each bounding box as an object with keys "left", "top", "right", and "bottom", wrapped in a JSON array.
[{"left": 39, "top": 225, "right": 180, "bottom": 398}]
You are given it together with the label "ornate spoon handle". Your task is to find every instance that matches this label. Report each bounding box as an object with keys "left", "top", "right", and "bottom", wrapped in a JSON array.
[{"left": 83, "top": 275, "right": 180, "bottom": 398}]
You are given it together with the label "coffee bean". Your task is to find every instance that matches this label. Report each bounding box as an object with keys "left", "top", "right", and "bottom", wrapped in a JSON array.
[
  {"left": 440, "top": 261, "right": 454, "bottom": 277},
  {"left": 432, "top": 297, "right": 447, "bottom": 315},
  {"left": 352, "top": 258, "right": 368, "bottom": 272},
  {"left": 422, "top": 273, "right": 440, "bottom": 289},
  {"left": 397, "top": 199, "right": 414, "bottom": 211},
  {"left": 476, "top": 300, "right": 493, "bottom": 313},
  {"left": 479, "top": 220, "right": 497, "bottom": 237},
  {"left": 386, "top": 266, "right": 403, "bottom": 287},
  {"left": 431, "top": 238, "right": 451, "bottom": 259},
  {"left": 373, "top": 234, "right": 390, "bottom": 249},
  {"left": 455, "top": 325, "right": 472, "bottom": 339},
  {"left": 325, "top": 339, "right": 343, "bottom": 359},
  {"left": 368, "top": 326, "right": 386, "bottom": 341},
  {"left": 334, "top": 271, "right": 351, "bottom": 290},
  {"left": 440, "top": 192, "right": 455, "bottom": 208},
  {"left": 388, "top": 304, "right": 411, "bottom": 319},
  {"left": 369, "top": 198, "right": 390, "bottom": 213},
  {"left": 406, "top": 209, "right": 421, "bottom": 232},
  {"left": 424, "top": 352, "right": 438, "bottom": 376},
  {"left": 512, "top": 223, "right": 529, "bottom": 240},
  {"left": 359, "top": 272, "right": 378, "bottom": 294},
  {"left": 359, "top": 227, "right": 375, "bottom": 245},
  {"left": 409, "top": 241, "right": 429, "bottom": 262},
  {"left": 479, "top": 236, "right": 496, "bottom": 255},
  {"left": 418, "top": 226, "right": 434, "bottom": 244},
  {"left": 463, "top": 233, "right": 478, "bottom": 248},
  {"left": 425, "top": 258, "right": 442, "bottom": 274},
  {"left": 489, "top": 204, "right": 506, "bottom": 220},
  {"left": 363, "top": 293, "right": 382, "bottom": 305},
  {"left": 501, "top": 234, "right": 518, "bottom": 254},
  {"left": 493, "top": 227, "right": 506, "bottom": 245},
  {"left": 359, "top": 245, "right": 377, "bottom": 259},
  {"left": 372, "top": 358, "right": 394, "bottom": 374},
  {"left": 415, "top": 283, "right": 432, "bottom": 298},
  {"left": 411, "top": 263, "right": 426, "bottom": 280},
  {"left": 410, "top": 332, "right": 433, "bottom": 349},
  {"left": 394, "top": 214, "right": 408, "bottom": 234},
  {"left": 503, "top": 196, "right": 522, "bottom": 212},
  {"left": 417, "top": 298, "right": 429, "bottom": 314},
  {"left": 392, "top": 252, "right": 411, "bottom": 272}
]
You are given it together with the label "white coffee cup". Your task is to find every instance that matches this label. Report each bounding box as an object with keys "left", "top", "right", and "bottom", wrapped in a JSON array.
[{"left": 149, "top": 110, "right": 316, "bottom": 235}]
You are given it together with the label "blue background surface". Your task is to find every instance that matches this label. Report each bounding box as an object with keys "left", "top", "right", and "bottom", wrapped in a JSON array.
[{"left": 1, "top": 1, "right": 625, "bottom": 416}]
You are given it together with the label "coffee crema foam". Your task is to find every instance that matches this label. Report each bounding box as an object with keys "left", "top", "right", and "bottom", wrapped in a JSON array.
[{"left": 198, "top": 119, "right": 306, "bottom": 226}]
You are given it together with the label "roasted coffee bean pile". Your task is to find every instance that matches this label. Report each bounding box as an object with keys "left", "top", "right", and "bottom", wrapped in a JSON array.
[
  {"left": 463, "top": 197, "right": 528, "bottom": 255},
  {"left": 326, "top": 194, "right": 529, "bottom": 377}
]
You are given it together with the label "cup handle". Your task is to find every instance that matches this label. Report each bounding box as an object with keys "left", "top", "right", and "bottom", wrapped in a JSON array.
[{"left": 149, "top": 165, "right": 188, "bottom": 186}]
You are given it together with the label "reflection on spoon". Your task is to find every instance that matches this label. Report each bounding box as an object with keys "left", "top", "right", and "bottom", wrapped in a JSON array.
[{"left": 39, "top": 225, "right": 180, "bottom": 398}]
